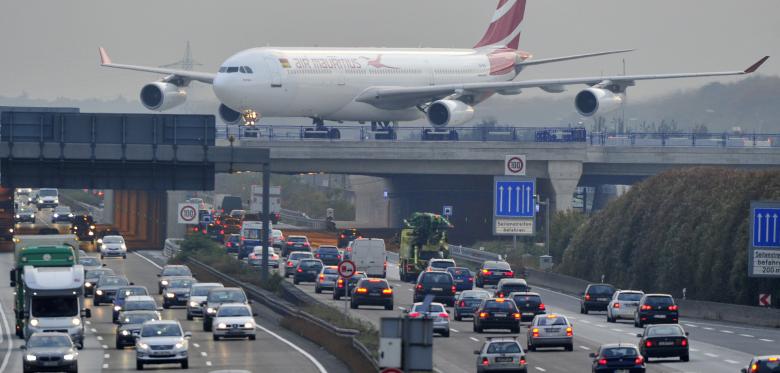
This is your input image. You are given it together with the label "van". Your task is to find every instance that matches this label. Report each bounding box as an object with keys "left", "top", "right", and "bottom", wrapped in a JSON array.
[
  {"left": 239, "top": 221, "right": 263, "bottom": 259},
  {"left": 350, "top": 238, "right": 386, "bottom": 278}
]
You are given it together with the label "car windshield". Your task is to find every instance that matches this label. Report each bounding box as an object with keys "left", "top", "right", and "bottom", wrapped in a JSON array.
[
  {"left": 118, "top": 288, "right": 147, "bottom": 299},
  {"left": 100, "top": 276, "right": 129, "bottom": 286},
  {"left": 300, "top": 261, "right": 322, "bottom": 269},
  {"left": 168, "top": 279, "right": 195, "bottom": 288},
  {"left": 39, "top": 189, "right": 58, "bottom": 197},
  {"left": 243, "top": 228, "right": 261, "bottom": 239},
  {"left": 272, "top": 230, "right": 283, "bottom": 238},
  {"left": 487, "top": 342, "right": 521, "bottom": 354},
  {"left": 290, "top": 252, "right": 312, "bottom": 260},
  {"left": 191, "top": 286, "right": 221, "bottom": 296},
  {"left": 422, "top": 272, "right": 452, "bottom": 284},
  {"left": 501, "top": 283, "right": 528, "bottom": 292},
  {"left": 318, "top": 247, "right": 339, "bottom": 254},
  {"left": 430, "top": 261, "right": 454, "bottom": 269},
  {"left": 536, "top": 316, "right": 568, "bottom": 326},
  {"left": 141, "top": 324, "right": 182, "bottom": 337},
  {"left": 645, "top": 296, "right": 674, "bottom": 306},
  {"left": 28, "top": 335, "right": 71, "bottom": 348},
  {"left": 447, "top": 267, "right": 469, "bottom": 276},
  {"left": 19, "top": 208, "right": 34, "bottom": 213},
  {"left": 289, "top": 237, "right": 307, "bottom": 243},
  {"left": 756, "top": 359, "right": 780, "bottom": 370},
  {"left": 123, "top": 313, "right": 159, "bottom": 324},
  {"left": 125, "top": 301, "right": 156, "bottom": 311},
  {"left": 484, "top": 300, "right": 515, "bottom": 311},
  {"left": 513, "top": 295, "right": 541, "bottom": 303},
  {"left": 208, "top": 290, "right": 246, "bottom": 303},
  {"left": 217, "top": 306, "right": 251, "bottom": 317},
  {"left": 647, "top": 326, "right": 685, "bottom": 337},
  {"left": 461, "top": 290, "right": 491, "bottom": 299},
  {"left": 618, "top": 292, "right": 643, "bottom": 301},
  {"left": 54, "top": 207, "right": 70, "bottom": 213},
  {"left": 162, "top": 267, "right": 191, "bottom": 276},
  {"left": 86, "top": 269, "right": 114, "bottom": 278},
  {"left": 79, "top": 257, "right": 100, "bottom": 266},
  {"left": 601, "top": 347, "right": 638, "bottom": 358},
  {"left": 103, "top": 236, "right": 124, "bottom": 244},
  {"left": 31, "top": 296, "right": 77, "bottom": 317},
  {"left": 588, "top": 285, "right": 615, "bottom": 295},
  {"left": 414, "top": 304, "right": 445, "bottom": 313},
  {"left": 323, "top": 267, "right": 338, "bottom": 275},
  {"left": 485, "top": 262, "right": 511, "bottom": 270}
]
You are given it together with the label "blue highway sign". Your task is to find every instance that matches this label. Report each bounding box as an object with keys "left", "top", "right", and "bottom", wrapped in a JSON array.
[
  {"left": 753, "top": 207, "right": 780, "bottom": 248},
  {"left": 495, "top": 180, "right": 535, "bottom": 218}
]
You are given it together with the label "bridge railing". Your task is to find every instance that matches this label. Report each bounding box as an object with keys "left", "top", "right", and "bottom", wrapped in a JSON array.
[
  {"left": 449, "top": 244, "right": 502, "bottom": 263},
  {"left": 588, "top": 132, "right": 778, "bottom": 148}
]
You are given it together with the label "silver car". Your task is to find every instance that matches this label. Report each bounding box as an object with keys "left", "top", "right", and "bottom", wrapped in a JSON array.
[
  {"left": 607, "top": 290, "right": 644, "bottom": 323},
  {"left": 186, "top": 283, "right": 223, "bottom": 320},
  {"left": 135, "top": 320, "right": 191, "bottom": 370},
  {"left": 407, "top": 302, "right": 451, "bottom": 337},
  {"left": 99, "top": 235, "right": 127, "bottom": 259},
  {"left": 282, "top": 251, "right": 313, "bottom": 277},
  {"left": 527, "top": 314, "right": 574, "bottom": 351},
  {"left": 314, "top": 265, "right": 339, "bottom": 293},
  {"left": 22, "top": 332, "right": 78, "bottom": 373},
  {"left": 474, "top": 337, "right": 527, "bottom": 373},
  {"left": 212, "top": 303, "right": 257, "bottom": 340}
]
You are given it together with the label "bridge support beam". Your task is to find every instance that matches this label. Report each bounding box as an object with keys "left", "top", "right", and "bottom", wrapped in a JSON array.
[{"left": 547, "top": 160, "right": 583, "bottom": 211}]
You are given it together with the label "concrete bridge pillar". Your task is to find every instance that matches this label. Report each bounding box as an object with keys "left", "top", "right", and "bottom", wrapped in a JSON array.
[
  {"left": 547, "top": 160, "right": 583, "bottom": 211},
  {"left": 350, "top": 176, "right": 390, "bottom": 228}
]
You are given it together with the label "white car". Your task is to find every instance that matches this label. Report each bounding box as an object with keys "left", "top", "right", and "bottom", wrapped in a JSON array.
[
  {"left": 100, "top": 235, "right": 127, "bottom": 259},
  {"left": 135, "top": 320, "right": 191, "bottom": 370},
  {"left": 186, "top": 283, "right": 224, "bottom": 320},
  {"left": 271, "top": 229, "right": 285, "bottom": 248},
  {"left": 247, "top": 246, "right": 279, "bottom": 267},
  {"left": 212, "top": 303, "right": 257, "bottom": 341},
  {"left": 606, "top": 290, "right": 645, "bottom": 323},
  {"left": 407, "top": 302, "right": 451, "bottom": 337}
]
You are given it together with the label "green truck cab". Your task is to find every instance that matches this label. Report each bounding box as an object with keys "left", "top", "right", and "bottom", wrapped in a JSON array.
[{"left": 398, "top": 213, "right": 452, "bottom": 282}]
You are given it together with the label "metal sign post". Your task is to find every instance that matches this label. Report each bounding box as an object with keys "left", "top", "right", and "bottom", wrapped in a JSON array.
[
  {"left": 338, "top": 260, "right": 356, "bottom": 313},
  {"left": 748, "top": 201, "right": 780, "bottom": 278}
]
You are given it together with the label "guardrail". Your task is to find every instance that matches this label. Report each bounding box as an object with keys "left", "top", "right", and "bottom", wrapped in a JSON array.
[
  {"left": 279, "top": 209, "right": 327, "bottom": 230},
  {"left": 588, "top": 132, "right": 778, "bottom": 148},
  {"left": 163, "top": 238, "right": 183, "bottom": 258},
  {"left": 449, "top": 244, "right": 502, "bottom": 263}
]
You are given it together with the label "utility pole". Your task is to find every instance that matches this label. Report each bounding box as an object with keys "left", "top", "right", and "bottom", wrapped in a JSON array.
[{"left": 545, "top": 197, "right": 550, "bottom": 256}]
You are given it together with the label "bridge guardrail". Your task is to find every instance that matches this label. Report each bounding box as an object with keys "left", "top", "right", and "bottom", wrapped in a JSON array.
[
  {"left": 449, "top": 244, "right": 502, "bottom": 263},
  {"left": 163, "top": 238, "right": 183, "bottom": 258}
]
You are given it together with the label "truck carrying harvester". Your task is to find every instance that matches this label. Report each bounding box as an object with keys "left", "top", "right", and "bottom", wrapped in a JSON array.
[{"left": 398, "top": 212, "right": 453, "bottom": 282}]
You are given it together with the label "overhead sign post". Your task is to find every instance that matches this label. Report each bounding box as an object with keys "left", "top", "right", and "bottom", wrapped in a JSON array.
[
  {"left": 493, "top": 176, "right": 535, "bottom": 236},
  {"left": 504, "top": 155, "right": 527, "bottom": 176},
  {"left": 748, "top": 201, "right": 780, "bottom": 278},
  {"left": 177, "top": 203, "right": 198, "bottom": 224}
]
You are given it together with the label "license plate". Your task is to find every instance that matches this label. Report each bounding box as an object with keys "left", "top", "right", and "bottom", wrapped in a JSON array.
[
  {"left": 455, "top": 279, "right": 464, "bottom": 283},
  {"left": 494, "top": 313, "right": 507, "bottom": 317},
  {"left": 151, "top": 351, "right": 170, "bottom": 356},
  {"left": 308, "top": 270, "right": 317, "bottom": 274},
  {"left": 545, "top": 328, "right": 559, "bottom": 333},
  {"left": 522, "top": 313, "right": 534, "bottom": 316},
  {"left": 42, "top": 362, "right": 59, "bottom": 366},
  {"left": 616, "top": 370, "right": 628, "bottom": 373},
  {"left": 495, "top": 357, "right": 513, "bottom": 362},
  {"left": 432, "top": 287, "right": 443, "bottom": 291},
  {"left": 597, "top": 298, "right": 608, "bottom": 301},
  {"left": 654, "top": 314, "right": 666, "bottom": 319},
  {"left": 659, "top": 341, "right": 674, "bottom": 346}
]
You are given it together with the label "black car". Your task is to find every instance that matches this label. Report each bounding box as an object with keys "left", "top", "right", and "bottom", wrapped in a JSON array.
[
  {"left": 475, "top": 261, "right": 514, "bottom": 287},
  {"left": 282, "top": 236, "right": 311, "bottom": 257},
  {"left": 93, "top": 275, "right": 130, "bottom": 305},
  {"left": 157, "top": 265, "right": 193, "bottom": 294},
  {"left": 84, "top": 268, "right": 114, "bottom": 297},
  {"left": 637, "top": 324, "right": 689, "bottom": 362},
  {"left": 590, "top": 344, "right": 646, "bottom": 373},
  {"left": 473, "top": 298, "right": 521, "bottom": 333},
  {"left": 634, "top": 294, "right": 679, "bottom": 327},
  {"left": 112, "top": 286, "right": 149, "bottom": 322},
  {"left": 447, "top": 267, "right": 474, "bottom": 292},
  {"left": 337, "top": 228, "right": 362, "bottom": 248},
  {"left": 293, "top": 259, "right": 324, "bottom": 285},
  {"left": 14, "top": 207, "right": 36, "bottom": 223},
  {"left": 162, "top": 277, "right": 197, "bottom": 309},
  {"left": 51, "top": 206, "right": 74, "bottom": 223},
  {"left": 453, "top": 290, "right": 491, "bottom": 321},
  {"left": 202, "top": 287, "right": 249, "bottom": 332},
  {"left": 495, "top": 279, "right": 530, "bottom": 298},
  {"left": 314, "top": 245, "right": 342, "bottom": 265},
  {"left": 742, "top": 356, "right": 780, "bottom": 373},
  {"left": 333, "top": 272, "right": 367, "bottom": 300},
  {"left": 509, "top": 292, "right": 546, "bottom": 322},
  {"left": 115, "top": 310, "right": 161, "bottom": 349},
  {"left": 414, "top": 271, "right": 456, "bottom": 306},
  {"left": 350, "top": 278, "right": 394, "bottom": 310},
  {"left": 580, "top": 283, "right": 616, "bottom": 314}
]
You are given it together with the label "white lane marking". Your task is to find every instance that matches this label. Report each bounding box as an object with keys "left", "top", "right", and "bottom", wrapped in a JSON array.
[
  {"left": 721, "top": 330, "right": 734, "bottom": 334},
  {"left": 200, "top": 351, "right": 207, "bottom": 357},
  {"left": 625, "top": 332, "right": 635, "bottom": 336},
  {"left": 535, "top": 367, "right": 547, "bottom": 372},
  {"left": 102, "top": 364, "right": 109, "bottom": 369},
  {"left": 596, "top": 324, "right": 606, "bottom": 328},
  {"left": 96, "top": 336, "right": 103, "bottom": 341},
  {"left": 450, "top": 328, "right": 459, "bottom": 333},
  {"left": 705, "top": 352, "right": 719, "bottom": 358},
  {"left": 740, "top": 334, "right": 754, "bottom": 338},
  {"left": 0, "top": 300, "right": 14, "bottom": 373},
  {"left": 579, "top": 345, "right": 590, "bottom": 350},
  {"left": 470, "top": 337, "right": 480, "bottom": 342},
  {"left": 531, "top": 285, "right": 580, "bottom": 301},
  {"left": 581, "top": 320, "right": 591, "bottom": 324},
  {"left": 760, "top": 338, "right": 774, "bottom": 342},
  {"left": 102, "top": 344, "right": 108, "bottom": 349},
  {"left": 90, "top": 328, "right": 97, "bottom": 333},
  {"left": 684, "top": 323, "right": 696, "bottom": 328},
  {"left": 611, "top": 328, "right": 623, "bottom": 332},
  {"left": 703, "top": 327, "right": 714, "bottom": 331},
  {"left": 134, "top": 252, "right": 163, "bottom": 270},
  {"left": 104, "top": 354, "right": 110, "bottom": 359},
  {"left": 254, "top": 324, "right": 328, "bottom": 373},
  {"left": 206, "top": 361, "right": 212, "bottom": 366},
  {"left": 407, "top": 289, "right": 413, "bottom": 292},
  {"left": 690, "top": 348, "right": 699, "bottom": 352},
  {"left": 725, "top": 359, "right": 740, "bottom": 364},
  {"left": 193, "top": 343, "right": 200, "bottom": 348},
  {"left": 86, "top": 320, "right": 91, "bottom": 325}
]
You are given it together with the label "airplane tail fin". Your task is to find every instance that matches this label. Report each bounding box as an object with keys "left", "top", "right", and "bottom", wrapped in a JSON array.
[{"left": 474, "top": 0, "right": 527, "bottom": 50}]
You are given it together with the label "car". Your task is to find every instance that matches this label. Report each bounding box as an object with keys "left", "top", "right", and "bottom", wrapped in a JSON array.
[
  {"left": 93, "top": 275, "right": 131, "bottom": 306},
  {"left": 742, "top": 355, "right": 780, "bottom": 373},
  {"left": 51, "top": 206, "right": 74, "bottom": 223},
  {"left": 454, "top": 289, "right": 491, "bottom": 321},
  {"left": 580, "top": 283, "right": 617, "bottom": 314},
  {"left": 112, "top": 286, "right": 150, "bottom": 322},
  {"left": 135, "top": 320, "right": 191, "bottom": 370},
  {"left": 35, "top": 188, "right": 59, "bottom": 209},
  {"left": 427, "top": 258, "right": 456, "bottom": 272},
  {"left": 473, "top": 298, "right": 521, "bottom": 333},
  {"left": 633, "top": 294, "right": 679, "bottom": 327},
  {"left": 202, "top": 287, "right": 250, "bottom": 332},
  {"left": 212, "top": 303, "right": 258, "bottom": 341},
  {"left": 527, "top": 314, "right": 574, "bottom": 351},
  {"left": 14, "top": 207, "right": 36, "bottom": 223},
  {"left": 99, "top": 235, "right": 128, "bottom": 259},
  {"left": 509, "top": 292, "right": 546, "bottom": 322},
  {"left": 115, "top": 310, "right": 161, "bottom": 349},
  {"left": 186, "top": 283, "right": 224, "bottom": 320},
  {"left": 224, "top": 234, "right": 241, "bottom": 254},
  {"left": 78, "top": 256, "right": 104, "bottom": 272},
  {"left": 476, "top": 261, "right": 514, "bottom": 288},
  {"left": 119, "top": 296, "right": 160, "bottom": 319},
  {"left": 413, "top": 271, "right": 456, "bottom": 306},
  {"left": 447, "top": 267, "right": 474, "bottom": 292},
  {"left": 163, "top": 277, "right": 197, "bottom": 309},
  {"left": 348, "top": 238, "right": 386, "bottom": 277},
  {"left": 270, "top": 229, "right": 285, "bottom": 248},
  {"left": 407, "top": 302, "right": 450, "bottom": 337},
  {"left": 157, "top": 265, "right": 193, "bottom": 294},
  {"left": 84, "top": 268, "right": 115, "bottom": 297},
  {"left": 315, "top": 265, "right": 340, "bottom": 293},
  {"left": 590, "top": 343, "right": 646, "bottom": 373},
  {"left": 22, "top": 332, "right": 78, "bottom": 373},
  {"left": 293, "top": 259, "right": 324, "bottom": 285},
  {"left": 350, "top": 278, "right": 394, "bottom": 310},
  {"left": 637, "top": 324, "right": 689, "bottom": 362},
  {"left": 282, "top": 235, "right": 311, "bottom": 257},
  {"left": 247, "top": 246, "right": 279, "bottom": 267},
  {"left": 283, "top": 252, "right": 314, "bottom": 277},
  {"left": 314, "top": 245, "right": 342, "bottom": 265},
  {"left": 607, "top": 290, "right": 645, "bottom": 323},
  {"left": 333, "top": 272, "right": 367, "bottom": 300},
  {"left": 337, "top": 228, "right": 362, "bottom": 248},
  {"left": 495, "top": 278, "right": 530, "bottom": 298},
  {"left": 474, "top": 337, "right": 527, "bottom": 373}
]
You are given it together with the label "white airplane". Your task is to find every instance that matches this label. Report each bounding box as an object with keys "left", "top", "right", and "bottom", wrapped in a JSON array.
[{"left": 100, "top": 0, "right": 768, "bottom": 139}]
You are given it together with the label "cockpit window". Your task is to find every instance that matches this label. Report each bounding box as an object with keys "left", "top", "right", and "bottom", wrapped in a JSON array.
[
  {"left": 244, "top": 66, "right": 253, "bottom": 73},
  {"left": 219, "top": 67, "right": 227, "bottom": 73},
  {"left": 226, "top": 66, "right": 239, "bottom": 73},
  {"left": 239, "top": 66, "right": 246, "bottom": 73}
]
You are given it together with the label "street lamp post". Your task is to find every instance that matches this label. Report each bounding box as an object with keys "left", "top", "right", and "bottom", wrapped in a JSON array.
[{"left": 537, "top": 198, "right": 551, "bottom": 256}]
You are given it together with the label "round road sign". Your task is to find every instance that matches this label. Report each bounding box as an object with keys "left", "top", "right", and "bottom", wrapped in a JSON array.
[
  {"left": 506, "top": 156, "right": 525, "bottom": 175},
  {"left": 180, "top": 205, "right": 197, "bottom": 223},
  {"left": 380, "top": 369, "right": 403, "bottom": 373},
  {"left": 338, "top": 260, "right": 356, "bottom": 278}
]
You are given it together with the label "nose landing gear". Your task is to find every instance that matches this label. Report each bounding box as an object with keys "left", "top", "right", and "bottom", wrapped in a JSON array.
[{"left": 242, "top": 110, "right": 259, "bottom": 126}]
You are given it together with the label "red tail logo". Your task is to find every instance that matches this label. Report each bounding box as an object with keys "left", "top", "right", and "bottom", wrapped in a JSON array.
[{"left": 474, "top": 0, "right": 527, "bottom": 50}]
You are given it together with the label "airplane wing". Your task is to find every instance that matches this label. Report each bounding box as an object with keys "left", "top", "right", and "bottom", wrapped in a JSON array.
[
  {"left": 517, "top": 49, "right": 635, "bottom": 67},
  {"left": 98, "top": 47, "right": 215, "bottom": 84},
  {"left": 355, "top": 56, "right": 769, "bottom": 110}
]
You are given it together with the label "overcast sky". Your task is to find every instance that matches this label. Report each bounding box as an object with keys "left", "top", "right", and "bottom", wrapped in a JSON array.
[{"left": 0, "top": 0, "right": 776, "bottom": 103}]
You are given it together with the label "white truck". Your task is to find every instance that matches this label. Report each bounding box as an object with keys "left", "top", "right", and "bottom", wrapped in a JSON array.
[
  {"left": 250, "top": 185, "right": 281, "bottom": 217},
  {"left": 350, "top": 238, "right": 387, "bottom": 278}
]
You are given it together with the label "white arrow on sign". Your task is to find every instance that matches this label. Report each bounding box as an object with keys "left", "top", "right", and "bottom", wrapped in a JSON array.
[
  {"left": 766, "top": 213, "right": 771, "bottom": 242},
  {"left": 757, "top": 213, "right": 763, "bottom": 243},
  {"left": 774, "top": 214, "right": 778, "bottom": 243},
  {"left": 525, "top": 186, "right": 532, "bottom": 214},
  {"left": 498, "top": 185, "right": 504, "bottom": 213},
  {"left": 515, "top": 186, "right": 520, "bottom": 213},
  {"left": 508, "top": 186, "right": 513, "bottom": 213}
]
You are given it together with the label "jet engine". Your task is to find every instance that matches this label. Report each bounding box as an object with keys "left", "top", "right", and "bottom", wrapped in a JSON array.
[
  {"left": 574, "top": 88, "right": 624, "bottom": 117},
  {"left": 426, "top": 100, "right": 475, "bottom": 128},
  {"left": 140, "top": 82, "right": 186, "bottom": 111},
  {"left": 218, "top": 104, "right": 242, "bottom": 125}
]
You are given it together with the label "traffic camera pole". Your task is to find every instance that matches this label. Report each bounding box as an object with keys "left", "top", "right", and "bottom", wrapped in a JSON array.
[{"left": 261, "top": 162, "right": 271, "bottom": 281}]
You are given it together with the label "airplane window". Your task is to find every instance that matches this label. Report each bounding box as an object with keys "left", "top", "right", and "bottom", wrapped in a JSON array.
[
  {"left": 239, "top": 66, "right": 246, "bottom": 73},
  {"left": 227, "top": 66, "right": 239, "bottom": 73},
  {"left": 245, "top": 66, "right": 253, "bottom": 73}
]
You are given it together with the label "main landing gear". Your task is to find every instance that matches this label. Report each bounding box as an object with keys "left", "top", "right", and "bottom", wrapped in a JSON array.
[
  {"left": 302, "top": 118, "right": 341, "bottom": 139},
  {"left": 422, "top": 129, "right": 459, "bottom": 141},
  {"left": 370, "top": 121, "right": 397, "bottom": 140}
]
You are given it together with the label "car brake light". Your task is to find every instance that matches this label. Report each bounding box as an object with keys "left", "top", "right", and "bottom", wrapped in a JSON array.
[
  {"left": 226, "top": 242, "right": 232, "bottom": 247},
  {"left": 539, "top": 303, "right": 546, "bottom": 310},
  {"left": 598, "top": 358, "right": 607, "bottom": 366},
  {"left": 532, "top": 328, "right": 539, "bottom": 337},
  {"left": 566, "top": 327, "right": 573, "bottom": 336},
  {"left": 382, "top": 288, "right": 393, "bottom": 295},
  {"left": 304, "top": 243, "right": 310, "bottom": 247},
  {"left": 451, "top": 285, "right": 456, "bottom": 294},
  {"left": 438, "top": 312, "right": 448, "bottom": 319},
  {"left": 751, "top": 363, "right": 759, "bottom": 372},
  {"left": 220, "top": 230, "right": 224, "bottom": 234},
  {"left": 315, "top": 254, "right": 320, "bottom": 258},
  {"left": 519, "top": 358, "right": 526, "bottom": 365},
  {"left": 645, "top": 340, "right": 652, "bottom": 348},
  {"left": 634, "top": 356, "right": 644, "bottom": 365},
  {"left": 668, "top": 305, "right": 679, "bottom": 311},
  {"left": 479, "top": 312, "right": 488, "bottom": 319},
  {"left": 287, "top": 261, "right": 293, "bottom": 267},
  {"left": 513, "top": 313, "right": 521, "bottom": 320},
  {"left": 613, "top": 303, "right": 620, "bottom": 308},
  {"left": 384, "top": 261, "right": 387, "bottom": 270},
  {"left": 319, "top": 274, "right": 325, "bottom": 281},
  {"left": 408, "top": 312, "right": 420, "bottom": 318},
  {"left": 337, "top": 279, "right": 344, "bottom": 288},
  {"left": 680, "top": 338, "right": 687, "bottom": 347},
  {"left": 482, "top": 269, "right": 491, "bottom": 275},
  {"left": 458, "top": 300, "right": 466, "bottom": 307},
  {"left": 356, "top": 287, "right": 368, "bottom": 294},
  {"left": 641, "top": 305, "right": 652, "bottom": 310},
  {"left": 416, "top": 284, "right": 423, "bottom": 291},
  {"left": 482, "top": 357, "right": 489, "bottom": 366},
  {"left": 297, "top": 268, "right": 303, "bottom": 273},
  {"left": 286, "top": 241, "right": 294, "bottom": 245},
  {"left": 506, "top": 271, "right": 514, "bottom": 277},
  {"left": 202, "top": 230, "right": 207, "bottom": 234},
  {"left": 585, "top": 294, "right": 591, "bottom": 301},
  {"left": 468, "top": 277, "right": 473, "bottom": 281}
]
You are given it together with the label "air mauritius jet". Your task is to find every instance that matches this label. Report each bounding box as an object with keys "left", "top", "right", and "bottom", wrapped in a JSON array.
[{"left": 100, "top": 0, "right": 768, "bottom": 139}]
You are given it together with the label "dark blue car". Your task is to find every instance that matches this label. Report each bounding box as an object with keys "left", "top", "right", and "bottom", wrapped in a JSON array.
[
  {"left": 314, "top": 245, "right": 342, "bottom": 265},
  {"left": 224, "top": 234, "right": 241, "bottom": 254},
  {"left": 446, "top": 267, "right": 474, "bottom": 291}
]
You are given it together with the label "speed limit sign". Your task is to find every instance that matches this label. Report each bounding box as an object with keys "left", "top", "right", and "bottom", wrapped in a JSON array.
[
  {"left": 177, "top": 203, "right": 198, "bottom": 224},
  {"left": 338, "top": 260, "right": 356, "bottom": 278}
]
